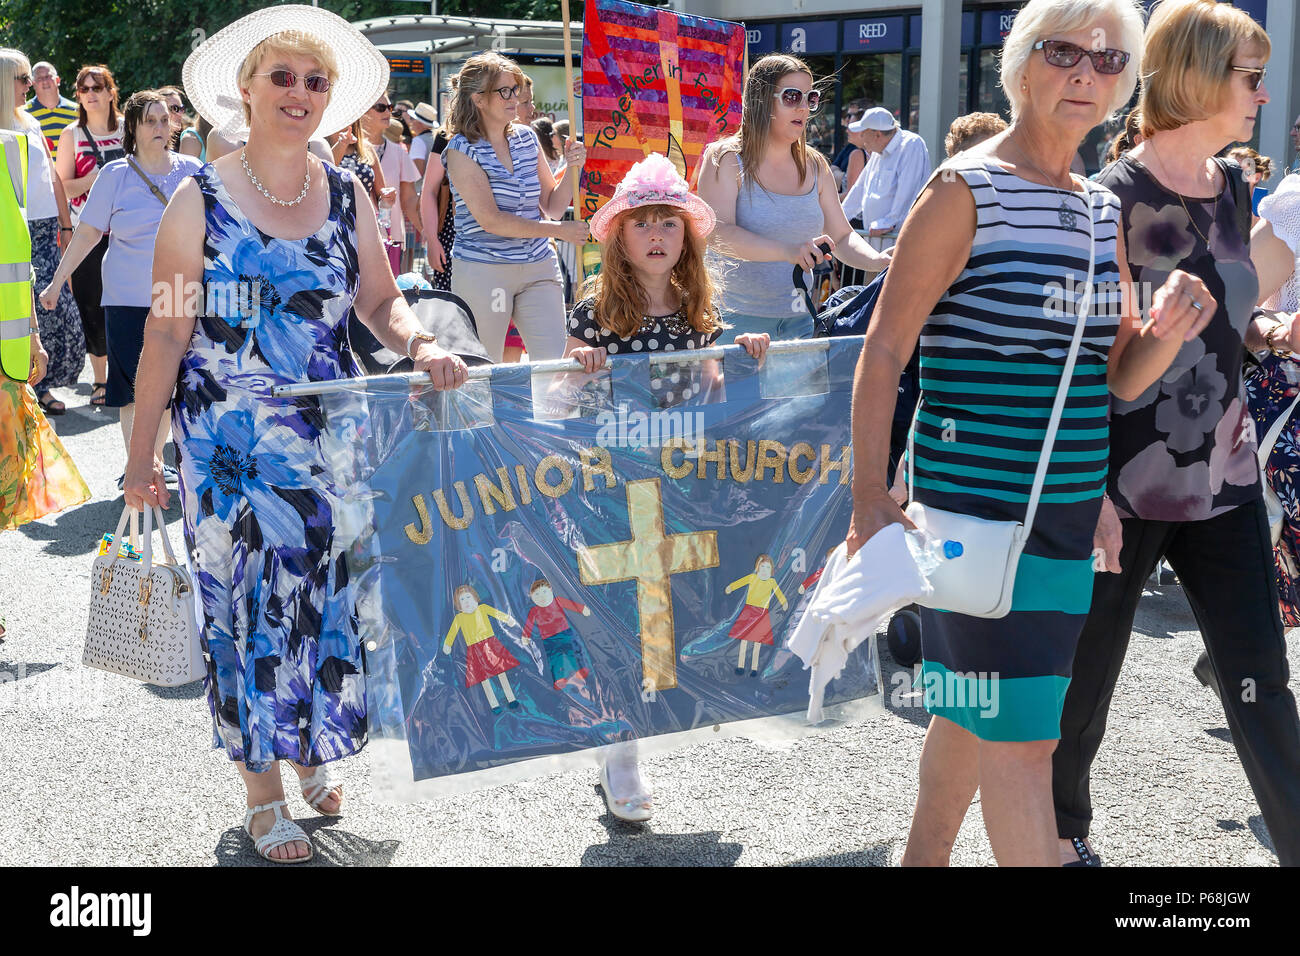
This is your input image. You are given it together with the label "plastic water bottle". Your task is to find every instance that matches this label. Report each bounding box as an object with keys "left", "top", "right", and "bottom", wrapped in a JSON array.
[{"left": 905, "top": 529, "right": 964, "bottom": 578}]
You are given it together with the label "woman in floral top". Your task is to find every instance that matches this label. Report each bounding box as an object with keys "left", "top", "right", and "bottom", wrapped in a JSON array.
[{"left": 1053, "top": 0, "right": 1300, "bottom": 868}]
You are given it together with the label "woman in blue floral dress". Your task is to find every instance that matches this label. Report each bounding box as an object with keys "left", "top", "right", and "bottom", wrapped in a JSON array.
[{"left": 122, "top": 10, "right": 468, "bottom": 863}]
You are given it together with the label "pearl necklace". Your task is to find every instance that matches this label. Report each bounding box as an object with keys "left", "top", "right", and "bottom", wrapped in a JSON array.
[{"left": 240, "top": 149, "right": 311, "bottom": 207}]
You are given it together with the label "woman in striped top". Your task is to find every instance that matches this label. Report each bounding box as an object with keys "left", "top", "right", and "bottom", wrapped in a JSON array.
[
  {"left": 443, "top": 53, "right": 589, "bottom": 362},
  {"left": 54, "top": 65, "right": 123, "bottom": 407},
  {"left": 846, "top": 0, "right": 1214, "bottom": 866}
]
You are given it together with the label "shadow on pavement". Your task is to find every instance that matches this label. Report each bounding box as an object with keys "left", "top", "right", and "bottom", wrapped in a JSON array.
[
  {"left": 1132, "top": 584, "right": 1197, "bottom": 639},
  {"left": 17, "top": 496, "right": 125, "bottom": 555},
  {"left": 0, "top": 660, "right": 59, "bottom": 681},
  {"left": 215, "top": 818, "right": 400, "bottom": 867},
  {"left": 1247, "top": 814, "right": 1276, "bottom": 856},
  {"left": 18, "top": 493, "right": 183, "bottom": 557},
  {"left": 788, "top": 842, "right": 893, "bottom": 866},
  {"left": 580, "top": 804, "right": 744, "bottom": 866},
  {"left": 146, "top": 680, "right": 206, "bottom": 700},
  {"left": 43, "top": 405, "right": 118, "bottom": 439}
]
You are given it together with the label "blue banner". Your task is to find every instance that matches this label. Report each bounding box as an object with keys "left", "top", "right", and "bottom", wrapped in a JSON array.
[
  {"left": 746, "top": 23, "right": 777, "bottom": 57},
  {"left": 781, "top": 20, "right": 839, "bottom": 55},
  {"left": 843, "top": 16, "right": 905, "bottom": 54},
  {"left": 320, "top": 340, "right": 880, "bottom": 791}
]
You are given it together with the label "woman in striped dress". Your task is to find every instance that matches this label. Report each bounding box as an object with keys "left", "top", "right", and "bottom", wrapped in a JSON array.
[
  {"left": 846, "top": 0, "right": 1214, "bottom": 866},
  {"left": 442, "top": 52, "right": 588, "bottom": 362}
]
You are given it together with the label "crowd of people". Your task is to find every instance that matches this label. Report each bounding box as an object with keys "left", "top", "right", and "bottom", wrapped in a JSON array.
[{"left": 3, "top": 0, "right": 1300, "bottom": 866}]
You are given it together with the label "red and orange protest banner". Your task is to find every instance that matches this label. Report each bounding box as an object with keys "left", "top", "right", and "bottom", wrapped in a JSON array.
[{"left": 580, "top": 0, "right": 745, "bottom": 227}]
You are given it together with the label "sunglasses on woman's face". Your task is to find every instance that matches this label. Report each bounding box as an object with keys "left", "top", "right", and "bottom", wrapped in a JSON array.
[
  {"left": 775, "top": 87, "right": 821, "bottom": 112},
  {"left": 1033, "top": 39, "right": 1130, "bottom": 75},
  {"left": 1230, "top": 64, "right": 1267, "bottom": 92},
  {"left": 78, "top": 83, "right": 105, "bottom": 94},
  {"left": 167, "top": 104, "right": 185, "bottom": 114},
  {"left": 252, "top": 69, "right": 332, "bottom": 94},
  {"left": 372, "top": 102, "right": 392, "bottom": 113}
]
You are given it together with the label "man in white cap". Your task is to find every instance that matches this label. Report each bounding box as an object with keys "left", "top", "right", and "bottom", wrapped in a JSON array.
[
  {"left": 406, "top": 102, "right": 438, "bottom": 177},
  {"left": 840, "top": 106, "right": 931, "bottom": 242}
]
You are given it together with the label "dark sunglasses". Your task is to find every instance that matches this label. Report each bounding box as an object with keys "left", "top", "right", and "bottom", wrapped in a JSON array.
[
  {"left": 16, "top": 73, "right": 31, "bottom": 85},
  {"left": 776, "top": 87, "right": 821, "bottom": 112},
  {"left": 167, "top": 104, "right": 186, "bottom": 114},
  {"left": 1230, "top": 64, "right": 1267, "bottom": 92},
  {"left": 78, "top": 83, "right": 105, "bottom": 93},
  {"left": 252, "top": 69, "right": 332, "bottom": 94},
  {"left": 1034, "top": 39, "right": 1130, "bottom": 75},
  {"left": 372, "top": 102, "right": 393, "bottom": 113}
]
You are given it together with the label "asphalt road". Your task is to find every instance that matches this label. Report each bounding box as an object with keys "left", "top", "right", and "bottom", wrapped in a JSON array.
[{"left": 0, "top": 369, "right": 1293, "bottom": 866}]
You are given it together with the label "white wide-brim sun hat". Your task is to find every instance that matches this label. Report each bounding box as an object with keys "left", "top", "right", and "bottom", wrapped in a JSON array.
[{"left": 183, "top": 4, "right": 389, "bottom": 142}]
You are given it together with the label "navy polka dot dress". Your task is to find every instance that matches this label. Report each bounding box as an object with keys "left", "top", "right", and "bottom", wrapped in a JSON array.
[{"left": 566, "top": 297, "right": 720, "bottom": 404}]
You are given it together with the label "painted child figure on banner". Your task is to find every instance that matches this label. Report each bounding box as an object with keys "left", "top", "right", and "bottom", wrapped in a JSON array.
[
  {"left": 564, "top": 150, "right": 771, "bottom": 822},
  {"left": 522, "top": 578, "right": 593, "bottom": 690},
  {"left": 798, "top": 547, "right": 838, "bottom": 595},
  {"left": 443, "top": 584, "right": 526, "bottom": 713},
  {"left": 725, "top": 554, "right": 789, "bottom": 676}
]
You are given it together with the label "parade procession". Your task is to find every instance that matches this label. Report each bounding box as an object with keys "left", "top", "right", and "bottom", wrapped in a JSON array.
[{"left": 3, "top": 0, "right": 1300, "bottom": 901}]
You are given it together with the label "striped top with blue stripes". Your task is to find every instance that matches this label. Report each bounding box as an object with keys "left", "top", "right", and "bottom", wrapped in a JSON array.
[
  {"left": 912, "top": 160, "right": 1123, "bottom": 528},
  {"left": 445, "top": 124, "right": 552, "bottom": 265}
]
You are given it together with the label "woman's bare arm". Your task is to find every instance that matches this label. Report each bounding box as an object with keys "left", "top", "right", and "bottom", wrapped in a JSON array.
[{"left": 445, "top": 148, "right": 586, "bottom": 244}]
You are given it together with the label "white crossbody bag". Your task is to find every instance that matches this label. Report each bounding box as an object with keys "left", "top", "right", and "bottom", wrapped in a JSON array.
[
  {"left": 904, "top": 181, "right": 1097, "bottom": 619},
  {"left": 84, "top": 504, "right": 203, "bottom": 686}
]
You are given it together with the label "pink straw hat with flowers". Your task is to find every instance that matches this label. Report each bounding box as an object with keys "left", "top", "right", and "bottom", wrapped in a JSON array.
[{"left": 589, "top": 152, "right": 716, "bottom": 243}]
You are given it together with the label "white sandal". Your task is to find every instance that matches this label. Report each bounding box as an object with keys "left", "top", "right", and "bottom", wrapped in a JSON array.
[
  {"left": 298, "top": 767, "right": 343, "bottom": 816},
  {"left": 599, "top": 762, "right": 653, "bottom": 823},
  {"left": 243, "top": 800, "right": 313, "bottom": 863}
]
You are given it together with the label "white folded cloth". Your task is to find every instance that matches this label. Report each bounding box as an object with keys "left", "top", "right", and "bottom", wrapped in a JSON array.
[{"left": 786, "top": 523, "right": 930, "bottom": 721}]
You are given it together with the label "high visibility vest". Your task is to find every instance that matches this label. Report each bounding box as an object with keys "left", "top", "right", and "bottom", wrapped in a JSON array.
[{"left": 0, "top": 130, "right": 32, "bottom": 382}]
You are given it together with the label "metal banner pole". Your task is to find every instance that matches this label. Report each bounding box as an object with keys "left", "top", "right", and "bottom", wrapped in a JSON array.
[{"left": 270, "top": 338, "right": 852, "bottom": 398}]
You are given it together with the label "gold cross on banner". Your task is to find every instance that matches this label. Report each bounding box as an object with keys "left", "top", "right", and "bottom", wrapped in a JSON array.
[{"left": 577, "top": 478, "right": 719, "bottom": 691}]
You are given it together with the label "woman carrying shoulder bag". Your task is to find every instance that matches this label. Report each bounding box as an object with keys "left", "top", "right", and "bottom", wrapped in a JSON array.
[
  {"left": 847, "top": 0, "right": 1212, "bottom": 866},
  {"left": 42, "top": 90, "right": 203, "bottom": 488},
  {"left": 55, "top": 65, "right": 124, "bottom": 407},
  {"left": 1052, "top": 0, "right": 1300, "bottom": 868}
]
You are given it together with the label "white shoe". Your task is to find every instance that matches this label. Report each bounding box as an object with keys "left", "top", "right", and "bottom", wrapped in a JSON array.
[
  {"left": 243, "top": 800, "right": 313, "bottom": 863},
  {"left": 298, "top": 767, "right": 343, "bottom": 816},
  {"left": 599, "top": 761, "right": 653, "bottom": 822}
]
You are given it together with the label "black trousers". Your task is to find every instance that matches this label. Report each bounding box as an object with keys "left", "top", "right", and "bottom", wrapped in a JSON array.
[
  {"left": 1052, "top": 497, "right": 1300, "bottom": 864},
  {"left": 70, "top": 234, "right": 109, "bottom": 358}
]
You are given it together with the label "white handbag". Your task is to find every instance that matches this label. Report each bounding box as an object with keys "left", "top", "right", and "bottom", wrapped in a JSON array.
[
  {"left": 1258, "top": 383, "right": 1300, "bottom": 545},
  {"left": 904, "top": 181, "right": 1098, "bottom": 619},
  {"left": 84, "top": 504, "right": 204, "bottom": 686}
]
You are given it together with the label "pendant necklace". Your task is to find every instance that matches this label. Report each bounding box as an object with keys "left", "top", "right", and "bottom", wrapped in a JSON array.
[
  {"left": 1012, "top": 136, "right": 1079, "bottom": 230},
  {"left": 1146, "top": 140, "right": 1218, "bottom": 246}
]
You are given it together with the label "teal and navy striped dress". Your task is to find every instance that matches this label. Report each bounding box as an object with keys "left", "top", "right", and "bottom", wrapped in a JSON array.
[{"left": 912, "top": 159, "right": 1122, "bottom": 742}]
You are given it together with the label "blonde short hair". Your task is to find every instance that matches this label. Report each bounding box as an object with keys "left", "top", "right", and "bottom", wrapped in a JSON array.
[
  {"left": 1140, "top": 0, "right": 1268, "bottom": 136},
  {"left": 1001, "top": 0, "right": 1145, "bottom": 123},
  {"left": 236, "top": 31, "right": 339, "bottom": 125}
]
